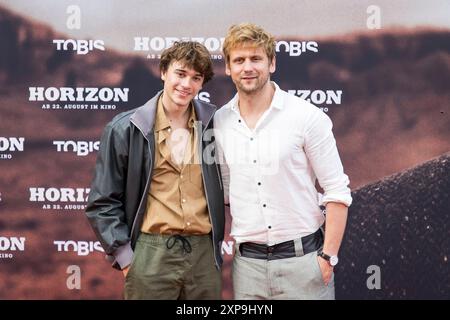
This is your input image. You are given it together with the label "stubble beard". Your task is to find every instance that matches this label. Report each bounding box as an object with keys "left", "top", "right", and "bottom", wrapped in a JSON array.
[{"left": 236, "top": 74, "right": 270, "bottom": 95}]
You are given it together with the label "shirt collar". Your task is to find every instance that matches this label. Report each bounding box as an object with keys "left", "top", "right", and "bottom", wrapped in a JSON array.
[
  {"left": 187, "top": 103, "right": 196, "bottom": 129},
  {"left": 270, "top": 82, "right": 285, "bottom": 110},
  {"left": 155, "top": 96, "right": 171, "bottom": 132},
  {"left": 229, "top": 81, "right": 285, "bottom": 113},
  {"left": 155, "top": 96, "right": 196, "bottom": 132}
]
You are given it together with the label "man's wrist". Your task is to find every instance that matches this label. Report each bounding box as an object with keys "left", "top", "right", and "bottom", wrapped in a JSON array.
[{"left": 317, "top": 250, "right": 339, "bottom": 266}]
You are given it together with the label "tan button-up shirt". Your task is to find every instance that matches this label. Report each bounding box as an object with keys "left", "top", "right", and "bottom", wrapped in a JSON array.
[{"left": 141, "top": 97, "right": 211, "bottom": 235}]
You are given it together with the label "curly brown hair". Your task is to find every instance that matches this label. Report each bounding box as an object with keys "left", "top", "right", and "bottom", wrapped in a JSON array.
[{"left": 159, "top": 41, "right": 214, "bottom": 84}]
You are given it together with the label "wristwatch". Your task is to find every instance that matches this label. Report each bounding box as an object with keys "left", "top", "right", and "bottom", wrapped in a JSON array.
[{"left": 318, "top": 251, "right": 339, "bottom": 266}]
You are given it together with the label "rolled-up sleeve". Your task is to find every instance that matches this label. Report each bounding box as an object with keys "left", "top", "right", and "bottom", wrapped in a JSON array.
[{"left": 303, "top": 110, "right": 352, "bottom": 207}]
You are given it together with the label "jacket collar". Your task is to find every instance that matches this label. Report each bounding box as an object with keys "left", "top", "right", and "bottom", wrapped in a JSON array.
[
  {"left": 129, "top": 91, "right": 160, "bottom": 139},
  {"left": 192, "top": 97, "right": 216, "bottom": 133},
  {"left": 130, "top": 90, "right": 216, "bottom": 139}
]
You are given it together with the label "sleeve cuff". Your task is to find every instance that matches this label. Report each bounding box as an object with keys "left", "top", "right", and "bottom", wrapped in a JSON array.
[
  {"left": 113, "top": 242, "right": 133, "bottom": 270},
  {"left": 321, "top": 194, "right": 353, "bottom": 207}
]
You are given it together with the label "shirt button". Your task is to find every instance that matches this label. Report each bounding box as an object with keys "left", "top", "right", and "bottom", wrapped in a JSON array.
[
  {"left": 180, "top": 175, "right": 184, "bottom": 179},
  {"left": 257, "top": 182, "right": 261, "bottom": 186},
  {"left": 250, "top": 137, "right": 254, "bottom": 141},
  {"left": 253, "top": 160, "right": 257, "bottom": 163},
  {"left": 268, "top": 225, "right": 272, "bottom": 229},
  {"left": 168, "top": 128, "right": 171, "bottom": 132},
  {"left": 182, "top": 199, "right": 186, "bottom": 203},
  {"left": 238, "top": 119, "right": 241, "bottom": 123},
  {"left": 187, "top": 222, "right": 191, "bottom": 226},
  {"left": 263, "top": 204, "right": 267, "bottom": 208}
]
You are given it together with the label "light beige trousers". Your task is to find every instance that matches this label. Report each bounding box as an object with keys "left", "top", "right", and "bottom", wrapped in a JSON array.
[{"left": 233, "top": 242, "right": 335, "bottom": 300}]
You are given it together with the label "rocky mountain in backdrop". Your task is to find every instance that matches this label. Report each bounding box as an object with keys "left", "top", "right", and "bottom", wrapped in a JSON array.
[{"left": 0, "top": 4, "right": 449, "bottom": 299}]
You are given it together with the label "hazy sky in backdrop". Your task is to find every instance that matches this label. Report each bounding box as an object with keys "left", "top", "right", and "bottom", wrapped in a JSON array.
[{"left": 1, "top": 0, "right": 449, "bottom": 52}]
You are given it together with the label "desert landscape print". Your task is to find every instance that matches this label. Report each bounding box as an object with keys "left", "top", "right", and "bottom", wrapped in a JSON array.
[{"left": 0, "top": 1, "right": 449, "bottom": 299}]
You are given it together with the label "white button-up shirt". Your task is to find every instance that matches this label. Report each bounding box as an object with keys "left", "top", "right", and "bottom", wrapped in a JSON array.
[{"left": 214, "top": 82, "right": 352, "bottom": 245}]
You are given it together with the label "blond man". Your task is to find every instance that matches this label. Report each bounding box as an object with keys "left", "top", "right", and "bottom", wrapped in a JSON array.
[{"left": 214, "top": 23, "right": 352, "bottom": 299}]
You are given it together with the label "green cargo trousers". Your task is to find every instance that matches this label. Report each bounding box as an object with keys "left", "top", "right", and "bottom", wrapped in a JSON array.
[{"left": 124, "top": 233, "right": 221, "bottom": 300}]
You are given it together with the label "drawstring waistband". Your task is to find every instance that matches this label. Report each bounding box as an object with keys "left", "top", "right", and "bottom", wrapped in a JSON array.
[{"left": 166, "top": 234, "right": 192, "bottom": 254}]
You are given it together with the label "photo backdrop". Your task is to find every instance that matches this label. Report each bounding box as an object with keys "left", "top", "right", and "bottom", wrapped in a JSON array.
[{"left": 0, "top": 0, "right": 449, "bottom": 299}]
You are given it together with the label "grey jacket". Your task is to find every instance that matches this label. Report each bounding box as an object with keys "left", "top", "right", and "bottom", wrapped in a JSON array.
[{"left": 85, "top": 91, "right": 225, "bottom": 270}]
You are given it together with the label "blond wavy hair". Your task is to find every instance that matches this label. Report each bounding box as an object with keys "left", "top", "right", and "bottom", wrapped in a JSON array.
[{"left": 222, "top": 23, "right": 276, "bottom": 64}]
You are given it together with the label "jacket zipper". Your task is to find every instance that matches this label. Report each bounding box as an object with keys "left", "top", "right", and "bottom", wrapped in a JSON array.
[
  {"left": 214, "top": 155, "right": 223, "bottom": 190},
  {"left": 201, "top": 162, "right": 219, "bottom": 269},
  {"left": 201, "top": 113, "right": 220, "bottom": 269},
  {"left": 129, "top": 119, "right": 153, "bottom": 243}
]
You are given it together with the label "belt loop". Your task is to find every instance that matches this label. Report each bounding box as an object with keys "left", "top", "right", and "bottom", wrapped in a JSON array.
[
  {"left": 293, "top": 238, "right": 304, "bottom": 257},
  {"left": 234, "top": 242, "right": 242, "bottom": 257},
  {"left": 320, "top": 224, "right": 325, "bottom": 236},
  {"left": 318, "top": 226, "right": 325, "bottom": 251}
]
